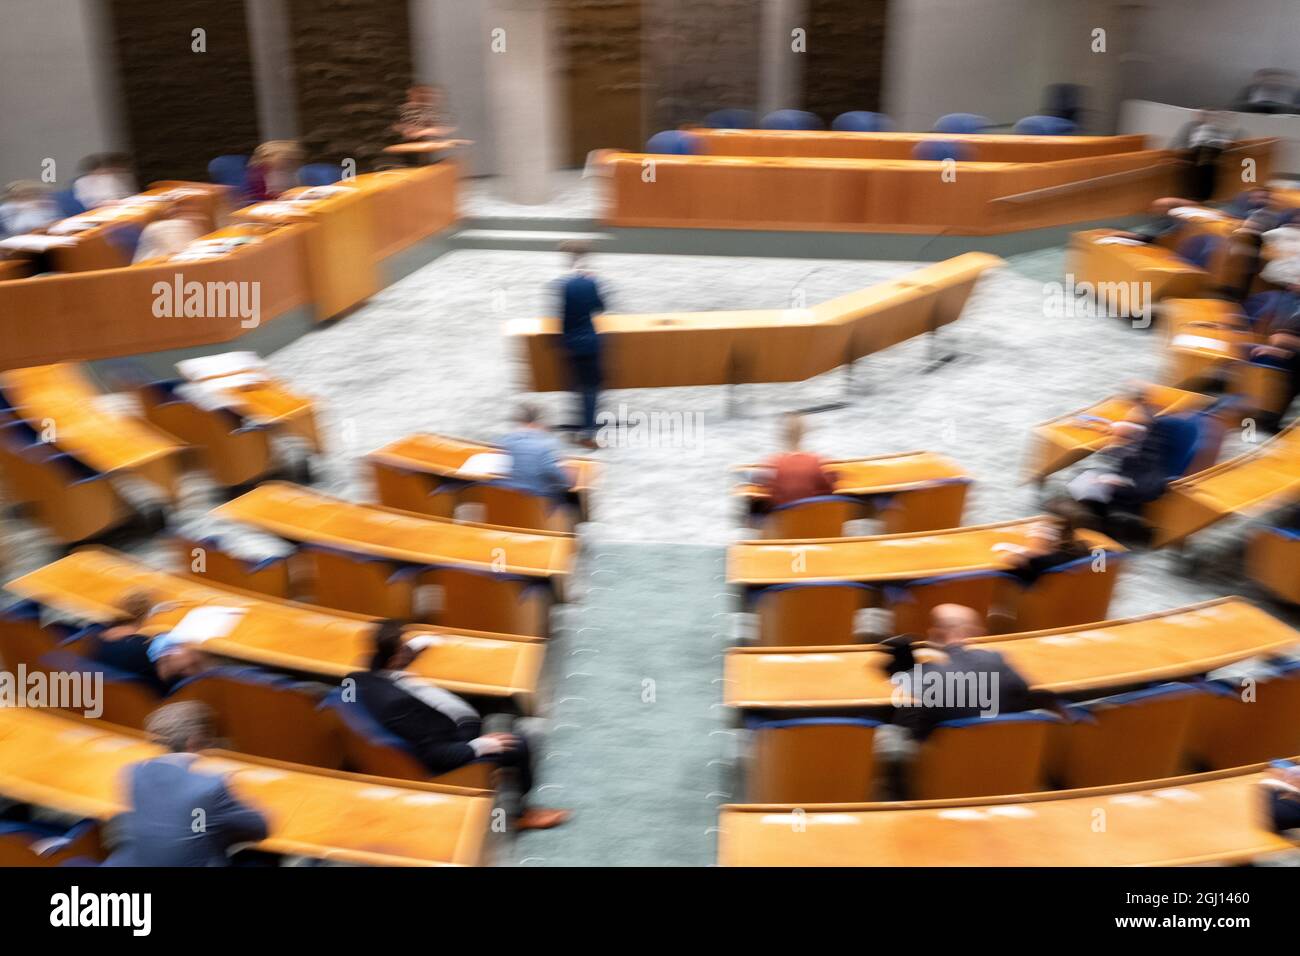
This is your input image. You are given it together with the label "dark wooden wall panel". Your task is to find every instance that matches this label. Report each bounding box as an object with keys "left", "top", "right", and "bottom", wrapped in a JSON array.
[
  {"left": 804, "top": 0, "right": 890, "bottom": 123},
  {"left": 556, "top": 0, "right": 644, "bottom": 165},
  {"left": 286, "top": 0, "right": 413, "bottom": 169},
  {"left": 642, "top": 0, "right": 761, "bottom": 133},
  {"left": 107, "top": 0, "right": 261, "bottom": 184}
]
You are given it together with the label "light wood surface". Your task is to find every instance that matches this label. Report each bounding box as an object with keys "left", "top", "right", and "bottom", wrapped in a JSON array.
[
  {"left": 4, "top": 546, "right": 547, "bottom": 708},
  {"left": 211, "top": 482, "right": 574, "bottom": 580},
  {"left": 736, "top": 450, "right": 967, "bottom": 500},
  {"left": 369, "top": 432, "right": 599, "bottom": 491},
  {"left": 0, "top": 707, "right": 493, "bottom": 866},
  {"left": 1025, "top": 384, "right": 1213, "bottom": 481},
  {"left": 718, "top": 760, "right": 1296, "bottom": 866},
  {"left": 1150, "top": 420, "right": 1300, "bottom": 547},
  {"left": 727, "top": 516, "right": 1118, "bottom": 586},
  {"left": 0, "top": 363, "right": 184, "bottom": 496},
  {"left": 511, "top": 253, "right": 1002, "bottom": 391},
  {"left": 724, "top": 597, "right": 1300, "bottom": 710}
]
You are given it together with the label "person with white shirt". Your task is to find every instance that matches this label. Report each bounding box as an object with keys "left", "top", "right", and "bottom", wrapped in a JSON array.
[
  {"left": 73, "top": 153, "right": 137, "bottom": 209},
  {"left": 345, "top": 620, "right": 571, "bottom": 831},
  {"left": 0, "top": 180, "right": 60, "bottom": 237}
]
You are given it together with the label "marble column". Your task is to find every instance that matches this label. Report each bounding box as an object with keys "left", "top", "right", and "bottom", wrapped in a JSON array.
[
  {"left": 244, "top": 0, "right": 299, "bottom": 141},
  {"left": 483, "top": 0, "right": 564, "bottom": 204},
  {"left": 759, "top": 0, "right": 808, "bottom": 116}
]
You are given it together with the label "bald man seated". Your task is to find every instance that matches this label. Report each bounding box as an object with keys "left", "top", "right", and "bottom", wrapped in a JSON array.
[{"left": 883, "top": 604, "right": 1034, "bottom": 742}]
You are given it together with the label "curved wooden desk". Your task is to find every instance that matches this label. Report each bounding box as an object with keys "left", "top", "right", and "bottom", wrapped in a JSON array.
[
  {"left": 211, "top": 482, "right": 575, "bottom": 582},
  {"left": 1150, "top": 421, "right": 1300, "bottom": 547},
  {"left": 1066, "top": 230, "right": 1210, "bottom": 316},
  {"left": 0, "top": 708, "right": 492, "bottom": 866},
  {"left": 727, "top": 517, "right": 1119, "bottom": 587},
  {"left": 1024, "top": 384, "right": 1212, "bottom": 481},
  {"left": 369, "top": 432, "right": 599, "bottom": 491},
  {"left": 4, "top": 546, "right": 546, "bottom": 709},
  {"left": 691, "top": 130, "right": 1150, "bottom": 163},
  {"left": 724, "top": 597, "right": 1300, "bottom": 711},
  {"left": 717, "top": 761, "right": 1296, "bottom": 866},
  {"left": 737, "top": 450, "right": 967, "bottom": 499},
  {"left": 512, "top": 253, "right": 1002, "bottom": 391},
  {"left": 0, "top": 363, "right": 184, "bottom": 497}
]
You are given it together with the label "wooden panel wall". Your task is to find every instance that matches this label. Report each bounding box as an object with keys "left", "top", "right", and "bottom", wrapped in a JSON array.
[
  {"left": 106, "top": 0, "right": 261, "bottom": 183},
  {"left": 286, "top": 0, "right": 414, "bottom": 168},
  {"left": 803, "top": 0, "right": 890, "bottom": 123},
  {"left": 554, "top": 0, "right": 645, "bottom": 165}
]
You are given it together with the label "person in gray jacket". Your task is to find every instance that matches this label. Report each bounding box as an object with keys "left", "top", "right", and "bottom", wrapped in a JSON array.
[{"left": 104, "top": 701, "right": 268, "bottom": 867}]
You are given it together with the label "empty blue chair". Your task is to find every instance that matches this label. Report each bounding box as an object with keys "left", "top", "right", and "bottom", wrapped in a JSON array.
[
  {"left": 913, "top": 711, "right": 1063, "bottom": 798},
  {"left": 912, "top": 140, "right": 970, "bottom": 161},
  {"left": 299, "top": 163, "right": 343, "bottom": 187},
  {"left": 934, "top": 113, "right": 990, "bottom": 134},
  {"left": 760, "top": 109, "right": 823, "bottom": 131},
  {"left": 207, "top": 154, "right": 249, "bottom": 192},
  {"left": 704, "top": 109, "right": 758, "bottom": 129},
  {"left": 1013, "top": 115, "right": 1078, "bottom": 135},
  {"left": 1153, "top": 413, "right": 1207, "bottom": 481},
  {"left": 52, "top": 189, "right": 86, "bottom": 218},
  {"left": 644, "top": 130, "right": 700, "bottom": 155},
  {"left": 832, "top": 111, "right": 895, "bottom": 133}
]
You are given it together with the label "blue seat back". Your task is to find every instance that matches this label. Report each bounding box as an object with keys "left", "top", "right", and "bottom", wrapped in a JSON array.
[
  {"left": 703, "top": 109, "right": 758, "bottom": 129},
  {"left": 299, "top": 163, "right": 343, "bottom": 187},
  {"left": 760, "top": 109, "right": 823, "bottom": 131},
  {"left": 912, "top": 140, "right": 970, "bottom": 161},
  {"left": 1176, "top": 233, "right": 1220, "bottom": 270},
  {"left": 934, "top": 112, "right": 990, "bottom": 134},
  {"left": 644, "top": 130, "right": 700, "bottom": 155},
  {"left": 832, "top": 111, "right": 895, "bottom": 133},
  {"left": 1013, "top": 115, "right": 1078, "bottom": 135},
  {"left": 52, "top": 189, "right": 86, "bottom": 218},
  {"left": 207, "top": 154, "right": 250, "bottom": 190}
]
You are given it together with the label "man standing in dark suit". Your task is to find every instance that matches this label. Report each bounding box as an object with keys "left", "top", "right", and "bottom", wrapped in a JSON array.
[
  {"left": 554, "top": 240, "right": 606, "bottom": 449},
  {"left": 346, "top": 621, "right": 570, "bottom": 831},
  {"left": 105, "top": 701, "right": 268, "bottom": 866}
]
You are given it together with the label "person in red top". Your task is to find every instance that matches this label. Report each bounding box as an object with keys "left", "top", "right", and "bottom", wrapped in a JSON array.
[{"left": 758, "top": 414, "right": 837, "bottom": 508}]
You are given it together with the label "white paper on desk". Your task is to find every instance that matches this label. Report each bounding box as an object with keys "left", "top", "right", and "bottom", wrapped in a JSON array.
[
  {"left": 1171, "top": 333, "right": 1231, "bottom": 351},
  {"left": 459, "top": 452, "right": 510, "bottom": 476},
  {"left": 0, "top": 234, "right": 77, "bottom": 252},
  {"left": 178, "top": 352, "right": 268, "bottom": 383},
  {"left": 1094, "top": 236, "right": 1144, "bottom": 246},
  {"left": 1170, "top": 206, "right": 1222, "bottom": 220},
  {"left": 296, "top": 185, "right": 349, "bottom": 200},
  {"left": 168, "top": 606, "right": 247, "bottom": 646},
  {"left": 176, "top": 380, "right": 243, "bottom": 412}
]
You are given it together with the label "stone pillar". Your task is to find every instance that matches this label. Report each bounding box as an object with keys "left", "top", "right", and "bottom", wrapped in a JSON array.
[
  {"left": 759, "top": 0, "right": 807, "bottom": 117},
  {"left": 244, "top": 0, "right": 299, "bottom": 140},
  {"left": 483, "top": 0, "right": 564, "bottom": 204}
]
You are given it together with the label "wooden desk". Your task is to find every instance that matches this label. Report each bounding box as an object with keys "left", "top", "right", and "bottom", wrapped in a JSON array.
[
  {"left": 724, "top": 597, "right": 1299, "bottom": 711},
  {"left": 691, "top": 130, "right": 1150, "bottom": 163},
  {"left": 717, "top": 761, "right": 1295, "bottom": 866},
  {"left": 1150, "top": 420, "right": 1300, "bottom": 547},
  {"left": 599, "top": 142, "right": 1233, "bottom": 233},
  {"left": 0, "top": 363, "right": 184, "bottom": 497},
  {"left": 350, "top": 164, "right": 459, "bottom": 261},
  {"left": 737, "top": 450, "right": 967, "bottom": 500},
  {"left": 0, "top": 708, "right": 492, "bottom": 866},
  {"left": 1066, "top": 230, "right": 1209, "bottom": 313},
  {"left": 5, "top": 547, "right": 546, "bottom": 709},
  {"left": 727, "top": 517, "right": 1118, "bottom": 587},
  {"left": 177, "top": 358, "right": 321, "bottom": 452},
  {"left": 511, "top": 253, "right": 1002, "bottom": 391},
  {"left": 211, "top": 482, "right": 575, "bottom": 583},
  {"left": 1025, "top": 384, "right": 1212, "bottom": 481},
  {"left": 234, "top": 187, "right": 379, "bottom": 322}
]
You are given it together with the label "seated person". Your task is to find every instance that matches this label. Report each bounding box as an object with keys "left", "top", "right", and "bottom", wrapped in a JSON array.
[
  {"left": 883, "top": 604, "right": 1034, "bottom": 742},
  {"left": 499, "top": 401, "right": 575, "bottom": 503},
  {"left": 0, "top": 180, "right": 60, "bottom": 237},
  {"left": 1121, "top": 197, "right": 1193, "bottom": 244},
  {"left": 104, "top": 701, "right": 268, "bottom": 866},
  {"left": 393, "top": 84, "right": 455, "bottom": 141},
  {"left": 1001, "top": 496, "right": 1093, "bottom": 584},
  {"left": 73, "top": 153, "right": 137, "bottom": 209},
  {"left": 1250, "top": 279, "right": 1300, "bottom": 424},
  {"left": 345, "top": 621, "right": 571, "bottom": 831},
  {"left": 1261, "top": 762, "right": 1300, "bottom": 833},
  {"left": 246, "top": 140, "right": 303, "bottom": 202},
  {"left": 1066, "top": 412, "right": 1168, "bottom": 530},
  {"left": 753, "top": 414, "right": 838, "bottom": 510},
  {"left": 1171, "top": 110, "right": 1239, "bottom": 201},
  {"left": 1233, "top": 69, "right": 1299, "bottom": 114},
  {"left": 89, "top": 592, "right": 215, "bottom": 695},
  {"left": 132, "top": 196, "right": 208, "bottom": 263}
]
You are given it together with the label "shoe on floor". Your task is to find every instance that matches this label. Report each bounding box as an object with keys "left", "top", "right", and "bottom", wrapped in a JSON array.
[{"left": 514, "top": 808, "right": 572, "bottom": 831}]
